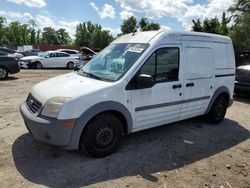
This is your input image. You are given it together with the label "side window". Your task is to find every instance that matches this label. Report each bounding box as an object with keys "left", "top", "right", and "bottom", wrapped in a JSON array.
[
  {"left": 138, "top": 47, "right": 179, "bottom": 82},
  {"left": 156, "top": 48, "right": 179, "bottom": 82}
]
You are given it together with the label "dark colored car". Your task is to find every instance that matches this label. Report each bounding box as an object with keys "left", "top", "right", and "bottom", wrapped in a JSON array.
[
  {"left": 235, "top": 52, "right": 250, "bottom": 94},
  {"left": 21, "top": 49, "right": 41, "bottom": 56},
  {"left": 0, "top": 47, "right": 15, "bottom": 54},
  {"left": 0, "top": 56, "right": 20, "bottom": 80}
]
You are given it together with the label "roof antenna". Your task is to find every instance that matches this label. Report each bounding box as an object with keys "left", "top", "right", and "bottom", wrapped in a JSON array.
[
  {"left": 132, "top": 25, "right": 139, "bottom": 36},
  {"left": 132, "top": 28, "right": 137, "bottom": 36}
]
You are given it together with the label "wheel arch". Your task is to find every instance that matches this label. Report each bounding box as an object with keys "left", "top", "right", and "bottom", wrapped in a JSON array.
[
  {"left": 206, "top": 86, "right": 231, "bottom": 114},
  {"left": 65, "top": 101, "right": 132, "bottom": 150},
  {"left": 0, "top": 65, "right": 9, "bottom": 72}
]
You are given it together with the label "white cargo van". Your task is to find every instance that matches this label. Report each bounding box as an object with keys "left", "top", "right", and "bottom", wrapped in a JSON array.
[{"left": 20, "top": 31, "right": 235, "bottom": 157}]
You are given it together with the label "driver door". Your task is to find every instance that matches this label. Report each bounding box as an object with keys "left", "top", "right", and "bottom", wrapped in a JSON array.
[{"left": 127, "top": 46, "right": 184, "bottom": 132}]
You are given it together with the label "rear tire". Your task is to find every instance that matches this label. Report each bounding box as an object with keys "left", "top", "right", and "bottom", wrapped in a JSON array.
[
  {"left": 35, "top": 62, "right": 42, "bottom": 69},
  {"left": 80, "top": 113, "right": 124, "bottom": 158},
  {"left": 67, "top": 62, "right": 74, "bottom": 69},
  {"left": 0, "top": 66, "right": 9, "bottom": 80},
  {"left": 207, "top": 95, "right": 228, "bottom": 123}
]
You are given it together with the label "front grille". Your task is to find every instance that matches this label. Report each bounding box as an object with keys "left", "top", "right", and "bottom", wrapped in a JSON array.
[{"left": 26, "top": 94, "right": 42, "bottom": 113}]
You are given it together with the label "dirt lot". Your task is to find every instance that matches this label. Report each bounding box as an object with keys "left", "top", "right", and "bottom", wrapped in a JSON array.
[{"left": 0, "top": 69, "right": 249, "bottom": 188}]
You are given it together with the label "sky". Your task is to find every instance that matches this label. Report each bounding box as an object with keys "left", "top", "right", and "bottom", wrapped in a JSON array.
[{"left": 0, "top": 0, "right": 234, "bottom": 37}]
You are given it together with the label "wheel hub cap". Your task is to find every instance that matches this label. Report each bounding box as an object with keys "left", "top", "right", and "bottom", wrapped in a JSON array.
[
  {"left": 0, "top": 68, "right": 7, "bottom": 78},
  {"left": 94, "top": 125, "right": 114, "bottom": 148}
]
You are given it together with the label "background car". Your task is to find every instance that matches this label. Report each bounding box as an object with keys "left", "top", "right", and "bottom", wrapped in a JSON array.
[
  {"left": 0, "top": 56, "right": 20, "bottom": 80},
  {"left": 21, "top": 49, "right": 41, "bottom": 57},
  {"left": 0, "top": 47, "right": 24, "bottom": 60},
  {"left": 234, "top": 52, "right": 250, "bottom": 94},
  {"left": 80, "top": 47, "right": 97, "bottom": 60},
  {"left": 56, "top": 49, "right": 83, "bottom": 60},
  {"left": 19, "top": 51, "right": 81, "bottom": 69}
]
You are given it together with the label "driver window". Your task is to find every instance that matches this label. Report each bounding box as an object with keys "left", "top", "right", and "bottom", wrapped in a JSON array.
[
  {"left": 156, "top": 48, "right": 179, "bottom": 82},
  {"left": 138, "top": 47, "right": 179, "bottom": 83}
]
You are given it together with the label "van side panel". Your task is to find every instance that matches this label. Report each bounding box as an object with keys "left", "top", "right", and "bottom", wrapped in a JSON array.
[
  {"left": 213, "top": 42, "right": 235, "bottom": 101},
  {"left": 181, "top": 41, "right": 214, "bottom": 120}
]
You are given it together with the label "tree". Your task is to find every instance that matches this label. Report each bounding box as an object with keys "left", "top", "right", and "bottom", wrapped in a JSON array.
[
  {"left": 228, "top": 0, "right": 250, "bottom": 21},
  {"left": 121, "top": 16, "right": 137, "bottom": 34},
  {"left": 191, "top": 12, "right": 230, "bottom": 35},
  {"left": 41, "top": 27, "right": 59, "bottom": 45},
  {"left": 229, "top": 0, "right": 250, "bottom": 51},
  {"left": 0, "top": 17, "right": 6, "bottom": 45},
  {"left": 139, "top": 17, "right": 160, "bottom": 31},
  {"left": 221, "top": 12, "right": 230, "bottom": 35},
  {"left": 36, "top": 29, "right": 41, "bottom": 45},
  {"left": 74, "top": 21, "right": 113, "bottom": 49},
  {"left": 56, "top": 28, "right": 71, "bottom": 45},
  {"left": 28, "top": 19, "right": 36, "bottom": 45},
  {"left": 192, "top": 19, "right": 202, "bottom": 32}
]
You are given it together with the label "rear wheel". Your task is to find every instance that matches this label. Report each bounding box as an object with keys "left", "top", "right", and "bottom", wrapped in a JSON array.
[
  {"left": 80, "top": 113, "right": 124, "bottom": 158},
  {"left": 35, "top": 62, "right": 42, "bottom": 69},
  {"left": 0, "top": 67, "right": 9, "bottom": 80},
  {"left": 67, "top": 62, "right": 74, "bottom": 69},
  {"left": 207, "top": 95, "right": 228, "bottom": 123}
]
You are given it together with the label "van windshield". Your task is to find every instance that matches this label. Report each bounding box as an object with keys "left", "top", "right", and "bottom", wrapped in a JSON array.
[{"left": 78, "top": 43, "right": 149, "bottom": 81}]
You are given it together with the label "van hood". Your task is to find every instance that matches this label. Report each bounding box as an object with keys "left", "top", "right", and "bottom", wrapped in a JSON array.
[{"left": 31, "top": 72, "right": 112, "bottom": 104}]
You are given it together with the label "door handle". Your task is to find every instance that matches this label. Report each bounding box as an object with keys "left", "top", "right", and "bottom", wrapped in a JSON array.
[
  {"left": 172, "top": 84, "right": 182, "bottom": 89},
  {"left": 186, "top": 82, "right": 194, "bottom": 87}
]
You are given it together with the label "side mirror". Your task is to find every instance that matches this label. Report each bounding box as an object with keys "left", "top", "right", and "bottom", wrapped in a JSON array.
[{"left": 136, "top": 74, "right": 154, "bottom": 89}]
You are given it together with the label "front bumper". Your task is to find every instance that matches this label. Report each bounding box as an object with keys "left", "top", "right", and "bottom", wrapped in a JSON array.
[
  {"left": 235, "top": 81, "right": 250, "bottom": 94},
  {"left": 20, "top": 102, "right": 76, "bottom": 147},
  {"left": 19, "top": 61, "right": 29, "bottom": 69}
]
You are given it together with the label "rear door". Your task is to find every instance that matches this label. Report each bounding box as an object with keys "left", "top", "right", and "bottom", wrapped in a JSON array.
[{"left": 181, "top": 42, "right": 214, "bottom": 120}]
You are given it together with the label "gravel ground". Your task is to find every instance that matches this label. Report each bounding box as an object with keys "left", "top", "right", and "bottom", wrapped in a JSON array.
[{"left": 0, "top": 69, "right": 249, "bottom": 188}]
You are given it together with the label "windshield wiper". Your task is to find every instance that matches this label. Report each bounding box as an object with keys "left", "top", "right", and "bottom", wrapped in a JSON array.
[{"left": 81, "top": 71, "right": 102, "bottom": 80}]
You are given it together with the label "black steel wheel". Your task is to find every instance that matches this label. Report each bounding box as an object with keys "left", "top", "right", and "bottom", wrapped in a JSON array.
[
  {"left": 208, "top": 95, "right": 228, "bottom": 123},
  {"left": 80, "top": 113, "right": 124, "bottom": 158}
]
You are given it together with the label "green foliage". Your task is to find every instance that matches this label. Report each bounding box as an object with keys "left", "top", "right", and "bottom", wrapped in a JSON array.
[
  {"left": 139, "top": 17, "right": 160, "bottom": 31},
  {"left": 229, "top": 0, "right": 250, "bottom": 51},
  {"left": 74, "top": 21, "right": 114, "bottom": 49},
  {"left": 192, "top": 19, "right": 202, "bottom": 32},
  {"left": 191, "top": 12, "right": 230, "bottom": 35},
  {"left": 120, "top": 16, "right": 161, "bottom": 35},
  {"left": 121, "top": 16, "right": 137, "bottom": 34},
  {"left": 0, "top": 18, "right": 71, "bottom": 48}
]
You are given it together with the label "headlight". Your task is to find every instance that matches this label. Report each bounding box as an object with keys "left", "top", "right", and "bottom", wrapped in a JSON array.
[{"left": 41, "top": 97, "right": 70, "bottom": 118}]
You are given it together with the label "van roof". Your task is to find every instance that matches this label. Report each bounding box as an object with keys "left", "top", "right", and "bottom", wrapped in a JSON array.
[{"left": 112, "top": 30, "right": 232, "bottom": 44}]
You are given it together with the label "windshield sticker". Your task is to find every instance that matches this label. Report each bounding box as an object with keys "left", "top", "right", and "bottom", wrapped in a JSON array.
[{"left": 127, "top": 47, "right": 144, "bottom": 53}]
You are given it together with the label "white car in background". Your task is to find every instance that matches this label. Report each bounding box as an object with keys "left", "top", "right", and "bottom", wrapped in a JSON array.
[
  {"left": 56, "top": 49, "right": 83, "bottom": 60},
  {"left": 19, "top": 51, "right": 81, "bottom": 69}
]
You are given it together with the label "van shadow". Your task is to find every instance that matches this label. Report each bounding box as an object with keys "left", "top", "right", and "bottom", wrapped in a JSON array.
[{"left": 12, "top": 118, "right": 250, "bottom": 187}]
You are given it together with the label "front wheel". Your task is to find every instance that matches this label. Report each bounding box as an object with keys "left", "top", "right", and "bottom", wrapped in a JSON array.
[
  {"left": 0, "top": 67, "right": 9, "bottom": 80},
  {"left": 80, "top": 114, "right": 124, "bottom": 158},
  {"left": 207, "top": 95, "right": 228, "bottom": 123}
]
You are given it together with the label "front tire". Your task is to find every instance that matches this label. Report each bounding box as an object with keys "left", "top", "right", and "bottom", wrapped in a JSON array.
[
  {"left": 80, "top": 113, "right": 124, "bottom": 158},
  {"left": 207, "top": 95, "right": 228, "bottom": 123},
  {"left": 0, "top": 66, "right": 9, "bottom": 80}
]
